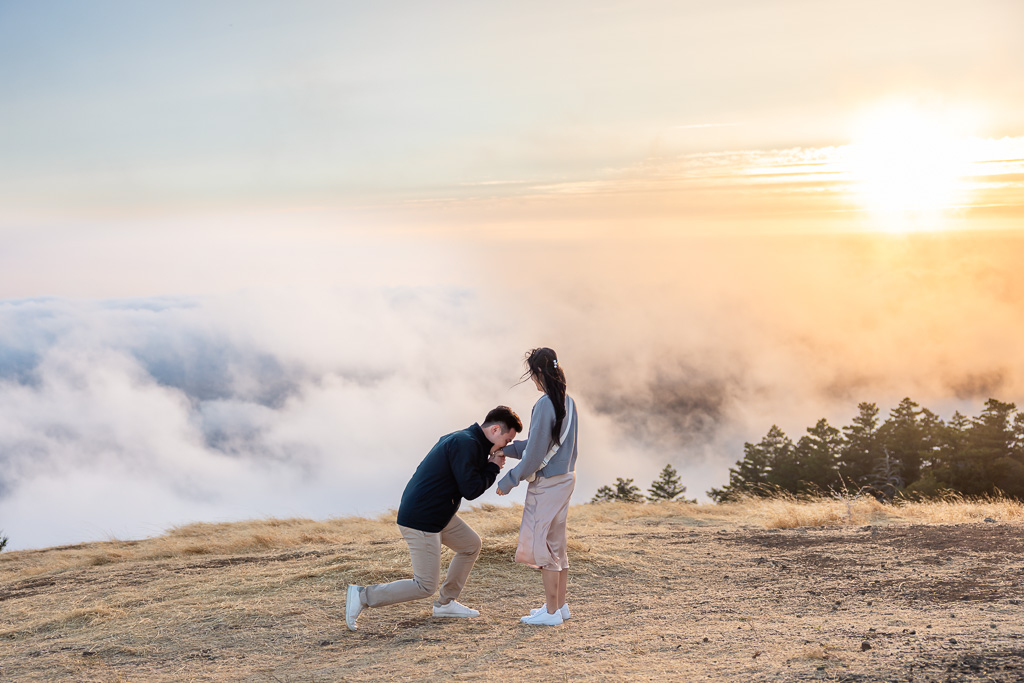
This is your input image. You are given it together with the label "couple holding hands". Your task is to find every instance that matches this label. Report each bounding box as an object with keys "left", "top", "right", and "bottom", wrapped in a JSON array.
[{"left": 345, "top": 347, "right": 579, "bottom": 630}]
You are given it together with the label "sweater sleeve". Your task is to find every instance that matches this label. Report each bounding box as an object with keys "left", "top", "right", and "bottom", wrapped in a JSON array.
[
  {"left": 450, "top": 438, "right": 500, "bottom": 501},
  {"left": 496, "top": 397, "right": 556, "bottom": 494},
  {"left": 502, "top": 439, "right": 527, "bottom": 460}
]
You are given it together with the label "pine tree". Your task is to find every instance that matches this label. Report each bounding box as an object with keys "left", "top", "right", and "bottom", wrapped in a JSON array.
[
  {"left": 710, "top": 397, "right": 1024, "bottom": 503},
  {"left": 878, "top": 398, "right": 927, "bottom": 486},
  {"left": 959, "top": 399, "right": 1018, "bottom": 495},
  {"left": 708, "top": 425, "right": 792, "bottom": 501},
  {"left": 0, "top": 533, "right": 7, "bottom": 552},
  {"left": 917, "top": 408, "right": 945, "bottom": 471},
  {"left": 613, "top": 477, "right": 644, "bottom": 502},
  {"left": 930, "top": 410, "right": 970, "bottom": 489},
  {"left": 591, "top": 477, "right": 644, "bottom": 503},
  {"left": 1013, "top": 412, "right": 1024, "bottom": 462},
  {"left": 647, "top": 464, "right": 689, "bottom": 501},
  {"left": 839, "top": 402, "right": 882, "bottom": 486},
  {"left": 793, "top": 418, "right": 842, "bottom": 493}
]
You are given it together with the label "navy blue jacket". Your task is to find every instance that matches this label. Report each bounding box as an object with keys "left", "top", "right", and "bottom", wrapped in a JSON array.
[{"left": 396, "top": 423, "right": 500, "bottom": 532}]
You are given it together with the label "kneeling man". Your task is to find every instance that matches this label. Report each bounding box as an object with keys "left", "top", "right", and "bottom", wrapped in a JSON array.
[{"left": 346, "top": 406, "right": 522, "bottom": 630}]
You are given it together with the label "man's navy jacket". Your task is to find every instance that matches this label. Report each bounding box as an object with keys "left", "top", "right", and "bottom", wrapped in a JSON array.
[{"left": 396, "top": 423, "right": 500, "bottom": 532}]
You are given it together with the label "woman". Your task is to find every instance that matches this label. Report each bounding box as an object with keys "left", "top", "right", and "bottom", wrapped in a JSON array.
[{"left": 496, "top": 347, "right": 579, "bottom": 625}]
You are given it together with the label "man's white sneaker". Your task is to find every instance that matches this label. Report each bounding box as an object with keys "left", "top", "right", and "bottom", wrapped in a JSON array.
[
  {"left": 530, "top": 602, "right": 571, "bottom": 620},
  {"left": 520, "top": 609, "right": 564, "bottom": 626},
  {"left": 432, "top": 600, "right": 480, "bottom": 618},
  {"left": 345, "top": 584, "right": 365, "bottom": 631}
]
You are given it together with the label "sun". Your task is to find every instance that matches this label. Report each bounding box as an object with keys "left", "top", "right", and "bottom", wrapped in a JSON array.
[{"left": 844, "top": 104, "right": 973, "bottom": 231}]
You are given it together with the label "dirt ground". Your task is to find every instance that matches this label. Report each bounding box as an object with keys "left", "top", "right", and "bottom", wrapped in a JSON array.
[{"left": 2, "top": 505, "right": 1023, "bottom": 681}]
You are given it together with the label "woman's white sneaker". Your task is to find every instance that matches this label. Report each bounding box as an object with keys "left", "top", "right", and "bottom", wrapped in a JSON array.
[
  {"left": 345, "top": 584, "right": 365, "bottom": 631},
  {"left": 432, "top": 600, "right": 480, "bottom": 617},
  {"left": 530, "top": 602, "right": 570, "bottom": 620},
  {"left": 520, "top": 609, "right": 563, "bottom": 625}
]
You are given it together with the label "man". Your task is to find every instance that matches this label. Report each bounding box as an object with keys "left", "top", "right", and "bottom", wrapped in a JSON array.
[{"left": 345, "top": 405, "right": 522, "bottom": 631}]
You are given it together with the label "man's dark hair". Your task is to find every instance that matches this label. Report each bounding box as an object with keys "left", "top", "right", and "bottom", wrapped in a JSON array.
[{"left": 483, "top": 405, "right": 523, "bottom": 433}]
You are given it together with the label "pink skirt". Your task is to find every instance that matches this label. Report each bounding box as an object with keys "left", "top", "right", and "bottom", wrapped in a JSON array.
[{"left": 515, "top": 472, "right": 576, "bottom": 571}]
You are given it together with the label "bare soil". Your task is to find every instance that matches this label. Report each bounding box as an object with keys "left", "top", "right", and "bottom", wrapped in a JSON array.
[{"left": 2, "top": 505, "right": 1023, "bottom": 681}]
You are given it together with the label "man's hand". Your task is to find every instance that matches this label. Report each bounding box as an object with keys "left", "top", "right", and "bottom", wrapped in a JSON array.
[
  {"left": 496, "top": 488, "right": 508, "bottom": 496},
  {"left": 488, "top": 453, "right": 506, "bottom": 469}
]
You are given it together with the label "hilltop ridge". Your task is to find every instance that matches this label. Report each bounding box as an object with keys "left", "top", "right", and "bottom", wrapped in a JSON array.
[{"left": 2, "top": 497, "right": 1024, "bottom": 681}]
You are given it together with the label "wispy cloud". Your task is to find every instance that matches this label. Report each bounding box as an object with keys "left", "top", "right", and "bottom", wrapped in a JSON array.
[{"left": 421, "top": 137, "right": 1024, "bottom": 227}]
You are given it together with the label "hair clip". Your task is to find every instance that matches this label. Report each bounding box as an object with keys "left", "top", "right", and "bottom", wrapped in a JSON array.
[{"left": 552, "top": 359, "right": 558, "bottom": 368}]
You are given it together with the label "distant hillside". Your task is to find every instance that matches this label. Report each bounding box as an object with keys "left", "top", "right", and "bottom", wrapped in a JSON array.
[{"left": 2, "top": 497, "right": 1024, "bottom": 681}]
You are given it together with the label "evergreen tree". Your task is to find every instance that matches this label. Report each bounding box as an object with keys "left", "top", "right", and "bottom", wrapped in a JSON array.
[
  {"left": 1013, "top": 412, "right": 1024, "bottom": 462},
  {"left": 591, "top": 477, "right": 645, "bottom": 503},
  {"left": 930, "top": 410, "right": 970, "bottom": 488},
  {"left": 956, "top": 399, "right": 1018, "bottom": 495},
  {"left": 793, "top": 418, "right": 842, "bottom": 493},
  {"left": 990, "top": 456, "right": 1024, "bottom": 498},
  {"left": 917, "top": 408, "right": 945, "bottom": 471},
  {"left": 998, "top": 411, "right": 1024, "bottom": 497},
  {"left": 878, "top": 398, "right": 928, "bottom": 486},
  {"left": 907, "top": 408, "right": 963, "bottom": 498},
  {"left": 767, "top": 431, "right": 803, "bottom": 494},
  {"left": 839, "top": 403, "right": 882, "bottom": 486},
  {"left": 971, "top": 399, "right": 1016, "bottom": 457},
  {"left": 708, "top": 425, "right": 792, "bottom": 501},
  {"left": 710, "top": 397, "right": 1024, "bottom": 503},
  {"left": 647, "top": 464, "right": 690, "bottom": 501},
  {"left": 0, "top": 533, "right": 7, "bottom": 552}
]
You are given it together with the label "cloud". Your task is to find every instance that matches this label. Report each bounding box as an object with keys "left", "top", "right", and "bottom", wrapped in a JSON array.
[
  {"left": 0, "top": 291, "right": 523, "bottom": 549},
  {"left": 4, "top": 228, "right": 1024, "bottom": 550}
]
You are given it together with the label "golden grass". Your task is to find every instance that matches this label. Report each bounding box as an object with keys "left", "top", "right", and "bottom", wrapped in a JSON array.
[
  {"left": 1, "top": 494, "right": 1019, "bottom": 581},
  {"left": 893, "top": 493, "right": 1024, "bottom": 523},
  {"left": 729, "top": 492, "right": 1024, "bottom": 529},
  {"left": 576, "top": 492, "right": 1024, "bottom": 530},
  {"left": 5, "top": 494, "right": 1022, "bottom": 581}
]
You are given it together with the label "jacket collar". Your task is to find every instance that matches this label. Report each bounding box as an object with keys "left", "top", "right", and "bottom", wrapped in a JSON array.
[{"left": 469, "top": 423, "right": 492, "bottom": 452}]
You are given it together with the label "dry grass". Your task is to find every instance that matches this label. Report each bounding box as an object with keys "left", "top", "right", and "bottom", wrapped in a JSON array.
[
  {"left": 3, "top": 496, "right": 1024, "bottom": 681},
  {"left": 570, "top": 492, "right": 1024, "bottom": 531}
]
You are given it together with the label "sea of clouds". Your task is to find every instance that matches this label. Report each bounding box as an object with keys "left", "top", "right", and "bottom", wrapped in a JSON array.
[{"left": 2, "top": 230, "right": 1023, "bottom": 550}]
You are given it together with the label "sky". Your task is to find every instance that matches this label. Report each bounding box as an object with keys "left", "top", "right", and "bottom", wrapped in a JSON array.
[{"left": 2, "top": 1, "right": 1024, "bottom": 550}]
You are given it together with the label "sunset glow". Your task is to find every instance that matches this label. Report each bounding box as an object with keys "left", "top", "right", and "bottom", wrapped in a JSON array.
[{"left": 843, "top": 104, "right": 976, "bottom": 230}]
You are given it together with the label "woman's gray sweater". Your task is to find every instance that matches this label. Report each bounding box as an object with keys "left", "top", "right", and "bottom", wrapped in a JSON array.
[{"left": 496, "top": 393, "right": 578, "bottom": 494}]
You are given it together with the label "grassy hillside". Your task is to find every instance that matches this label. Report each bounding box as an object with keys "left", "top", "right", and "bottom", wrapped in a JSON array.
[{"left": 3, "top": 496, "right": 1024, "bottom": 681}]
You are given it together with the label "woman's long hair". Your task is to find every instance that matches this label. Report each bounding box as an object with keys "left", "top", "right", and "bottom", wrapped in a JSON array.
[{"left": 522, "top": 347, "right": 567, "bottom": 446}]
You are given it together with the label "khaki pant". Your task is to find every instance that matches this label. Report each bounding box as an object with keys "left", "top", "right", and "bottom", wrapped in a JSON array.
[{"left": 363, "top": 515, "right": 482, "bottom": 608}]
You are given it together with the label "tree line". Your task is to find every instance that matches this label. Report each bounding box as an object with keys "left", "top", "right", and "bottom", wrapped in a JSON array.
[
  {"left": 590, "top": 397, "right": 1024, "bottom": 504},
  {"left": 591, "top": 464, "right": 696, "bottom": 503},
  {"left": 709, "top": 397, "right": 1024, "bottom": 502}
]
